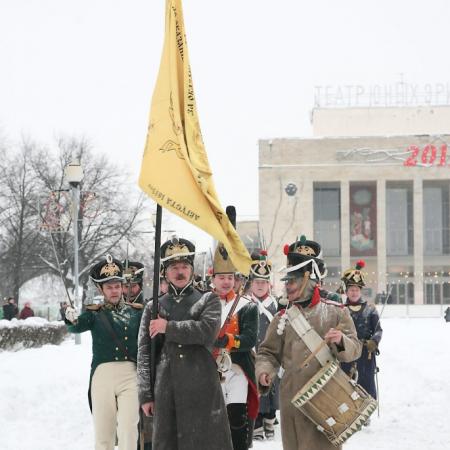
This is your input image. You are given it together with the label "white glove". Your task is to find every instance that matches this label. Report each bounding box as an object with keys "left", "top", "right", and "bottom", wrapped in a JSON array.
[{"left": 65, "top": 306, "right": 79, "bottom": 323}]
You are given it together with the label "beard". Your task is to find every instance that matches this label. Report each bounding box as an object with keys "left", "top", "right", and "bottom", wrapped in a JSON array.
[{"left": 287, "top": 279, "right": 316, "bottom": 302}]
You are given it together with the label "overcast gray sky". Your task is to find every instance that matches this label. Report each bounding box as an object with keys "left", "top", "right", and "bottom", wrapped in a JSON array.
[{"left": 1, "top": 0, "right": 450, "bottom": 250}]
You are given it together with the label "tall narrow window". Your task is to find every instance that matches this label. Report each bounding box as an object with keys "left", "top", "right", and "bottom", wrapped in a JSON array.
[
  {"left": 313, "top": 183, "right": 340, "bottom": 257},
  {"left": 424, "top": 182, "right": 449, "bottom": 256},
  {"left": 386, "top": 183, "right": 413, "bottom": 256}
]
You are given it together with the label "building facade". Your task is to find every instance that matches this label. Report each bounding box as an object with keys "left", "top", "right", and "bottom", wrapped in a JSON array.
[{"left": 259, "top": 106, "right": 450, "bottom": 305}]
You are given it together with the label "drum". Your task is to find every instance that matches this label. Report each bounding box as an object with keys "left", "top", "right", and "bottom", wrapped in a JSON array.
[{"left": 291, "top": 360, "right": 377, "bottom": 447}]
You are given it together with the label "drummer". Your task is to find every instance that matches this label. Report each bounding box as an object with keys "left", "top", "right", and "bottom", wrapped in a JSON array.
[{"left": 255, "top": 236, "right": 361, "bottom": 450}]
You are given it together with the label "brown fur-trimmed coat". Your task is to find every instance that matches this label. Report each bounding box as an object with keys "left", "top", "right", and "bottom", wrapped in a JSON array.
[{"left": 256, "top": 300, "right": 362, "bottom": 450}]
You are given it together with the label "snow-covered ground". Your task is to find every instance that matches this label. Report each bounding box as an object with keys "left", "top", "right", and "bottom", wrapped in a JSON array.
[{"left": 1, "top": 318, "right": 449, "bottom": 450}]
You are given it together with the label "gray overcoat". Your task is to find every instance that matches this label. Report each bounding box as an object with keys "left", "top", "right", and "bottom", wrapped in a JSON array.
[{"left": 137, "top": 287, "right": 233, "bottom": 450}]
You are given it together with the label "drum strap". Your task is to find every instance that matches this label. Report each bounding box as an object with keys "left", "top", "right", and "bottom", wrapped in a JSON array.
[{"left": 286, "top": 306, "right": 332, "bottom": 367}]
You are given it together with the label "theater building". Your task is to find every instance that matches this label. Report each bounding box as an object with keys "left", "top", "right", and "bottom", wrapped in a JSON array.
[{"left": 259, "top": 106, "right": 450, "bottom": 305}]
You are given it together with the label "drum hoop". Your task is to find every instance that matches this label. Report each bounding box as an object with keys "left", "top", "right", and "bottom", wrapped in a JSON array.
[{"left": 330, "top": 399, "right": 378, "bottom": 446}]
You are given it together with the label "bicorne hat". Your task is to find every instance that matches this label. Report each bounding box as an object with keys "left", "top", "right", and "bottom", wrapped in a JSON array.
[{"left": 212, "top": 206, "right": 238, "bottom": 275}]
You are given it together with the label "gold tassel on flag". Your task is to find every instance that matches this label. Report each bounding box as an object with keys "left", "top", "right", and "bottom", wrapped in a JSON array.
[{"left": 138, "top": 0, "right": 251, "bottom": 275}]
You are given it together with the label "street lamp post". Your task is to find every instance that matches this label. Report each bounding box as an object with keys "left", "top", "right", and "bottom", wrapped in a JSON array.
[{"left": 64, "top": 160, "right": 84, "bottom": 345}]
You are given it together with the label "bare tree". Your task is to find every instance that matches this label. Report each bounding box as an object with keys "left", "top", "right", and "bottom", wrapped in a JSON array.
[
  {"left": 0, "top": 140, "right": 49, "bottom": 303},
  {"left": 32, "top": 136, "right": 151, "bottom": 302},
  {"left": 0, "top": 135, "right": 152, "bottom": 305}
]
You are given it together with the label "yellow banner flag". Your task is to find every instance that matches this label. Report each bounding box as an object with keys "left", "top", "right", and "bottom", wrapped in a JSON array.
[{"left": 138, "top": 0, "right": 251, "bottom": 275}]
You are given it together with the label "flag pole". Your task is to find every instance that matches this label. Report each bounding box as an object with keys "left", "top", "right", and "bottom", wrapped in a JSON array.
[{"left": 150, "top": 203, "right": 163, "bottom": 396}]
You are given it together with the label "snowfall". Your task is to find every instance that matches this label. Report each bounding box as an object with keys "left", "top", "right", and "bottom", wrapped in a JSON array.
[{"left": 1, "top": 317, "right": 449, "bottom": 450}]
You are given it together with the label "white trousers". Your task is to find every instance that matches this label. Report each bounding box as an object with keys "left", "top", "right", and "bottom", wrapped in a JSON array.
[
  {"left": 91, "top": 361, "right": 139, "bottom": 450},
  {"left": 221, "top": 364, "right": 248, "bottom": 404}
]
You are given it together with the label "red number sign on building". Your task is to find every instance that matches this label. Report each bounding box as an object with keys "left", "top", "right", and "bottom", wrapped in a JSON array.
[{"left": 404, "top": 144, "right": 449, "bottom": 167}]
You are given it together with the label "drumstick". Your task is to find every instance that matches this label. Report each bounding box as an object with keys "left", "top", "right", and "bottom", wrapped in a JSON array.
[{"left": 299, "top": 325, "right": 343, "bottom": 369}]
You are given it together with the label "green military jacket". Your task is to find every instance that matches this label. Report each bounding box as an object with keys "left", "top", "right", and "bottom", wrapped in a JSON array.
[{"left": 66, "top": 301, "right": 143, "bottom": 380}]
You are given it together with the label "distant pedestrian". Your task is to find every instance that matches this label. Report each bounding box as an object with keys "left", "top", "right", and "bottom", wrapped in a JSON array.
[
  {"left": 19, "top": 302, "right": 35, "bottom": 320},
  {"left": 3, "top": 297, "right": 19, "bottom": 320}
]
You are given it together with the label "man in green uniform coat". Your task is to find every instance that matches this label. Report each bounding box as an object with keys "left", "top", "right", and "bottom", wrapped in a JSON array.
[
  {"left": 123, "top": 260, "right": 147, "bottom": 305},
  {"left": 65, "top": 254, "right": 143, "bottom": 450}
]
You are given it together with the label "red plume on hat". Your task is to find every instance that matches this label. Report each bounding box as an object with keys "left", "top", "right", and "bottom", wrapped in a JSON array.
[
  {"left": 283, "top": 244, "right": 290, "bottom": 256},
  {"left": 355, "top": 260, "right": 365, "bottom": 270}
]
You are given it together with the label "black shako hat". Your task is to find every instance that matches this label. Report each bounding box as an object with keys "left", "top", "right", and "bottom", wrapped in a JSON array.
[
  {"left": 122, "top": 260, "right": 145, "bottom": 284},
  {"left": 341, "top": 260, "right": 366, "bottom": 289},
  {"left": 249, "top": 249, "right": 272, "bottom": 281},
  {"left": 90, "top": 254, "right": 124, "bottom": 284},
  {"left": 160, "top": 236, "right": 195, "bottom": 269},
  {"left": 280, "top": 235, "right": 326, "bottom": 281}
]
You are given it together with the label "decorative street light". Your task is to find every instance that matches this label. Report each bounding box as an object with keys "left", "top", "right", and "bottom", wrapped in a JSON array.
[{"left": 64, "top": 160, "right": 84, "bottom": 345}]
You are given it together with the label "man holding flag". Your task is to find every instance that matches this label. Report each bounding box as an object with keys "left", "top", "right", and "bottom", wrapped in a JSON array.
[
  {"left": 137, "top": 0, "right": 252, "bottom": 446},
  {"left": 137, "top": 237, "right": 233, "bottom": 450}
]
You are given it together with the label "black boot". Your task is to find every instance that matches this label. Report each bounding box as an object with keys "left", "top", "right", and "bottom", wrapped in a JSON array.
[{"left": 227, "top": 403, "right": 249, "bottom": 450}]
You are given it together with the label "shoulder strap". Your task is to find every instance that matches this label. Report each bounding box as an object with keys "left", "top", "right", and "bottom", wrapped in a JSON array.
[
  {"left": 98, "top": 310, "right": 136, "bottom": 363},
  {"left": 218, "top": 295, "right": 241, "bottom": 335},
  {"left": 286, "top": 305, "right": 333, "bottom": 367},
  {"left": 257, "top": 301, "right": 274, "bottom": 323}
]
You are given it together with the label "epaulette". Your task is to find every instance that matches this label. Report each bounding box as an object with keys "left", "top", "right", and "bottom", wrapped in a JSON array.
[
  {"left": 321, "top": 299, "right": 345, "bottom": 308},
  {"left": 86, "top": 304, "right": 103, "bottom": 311},
  {"left": 124, "top": 302, "right": 144, "bottom": 310}
]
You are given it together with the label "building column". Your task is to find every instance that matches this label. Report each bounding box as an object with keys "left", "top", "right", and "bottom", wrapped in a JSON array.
[
  {"left": 298, "top": 179, "right": 314, "bottom": 239},
  {"left": 413, "top": 178, "right": 424, "bottom": 304},
  {"left": 340, "top": 180, "right": 350, "bottom": 275},
  {"left": 377, "top": 180, "right": 387, "bottom": 295}
]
